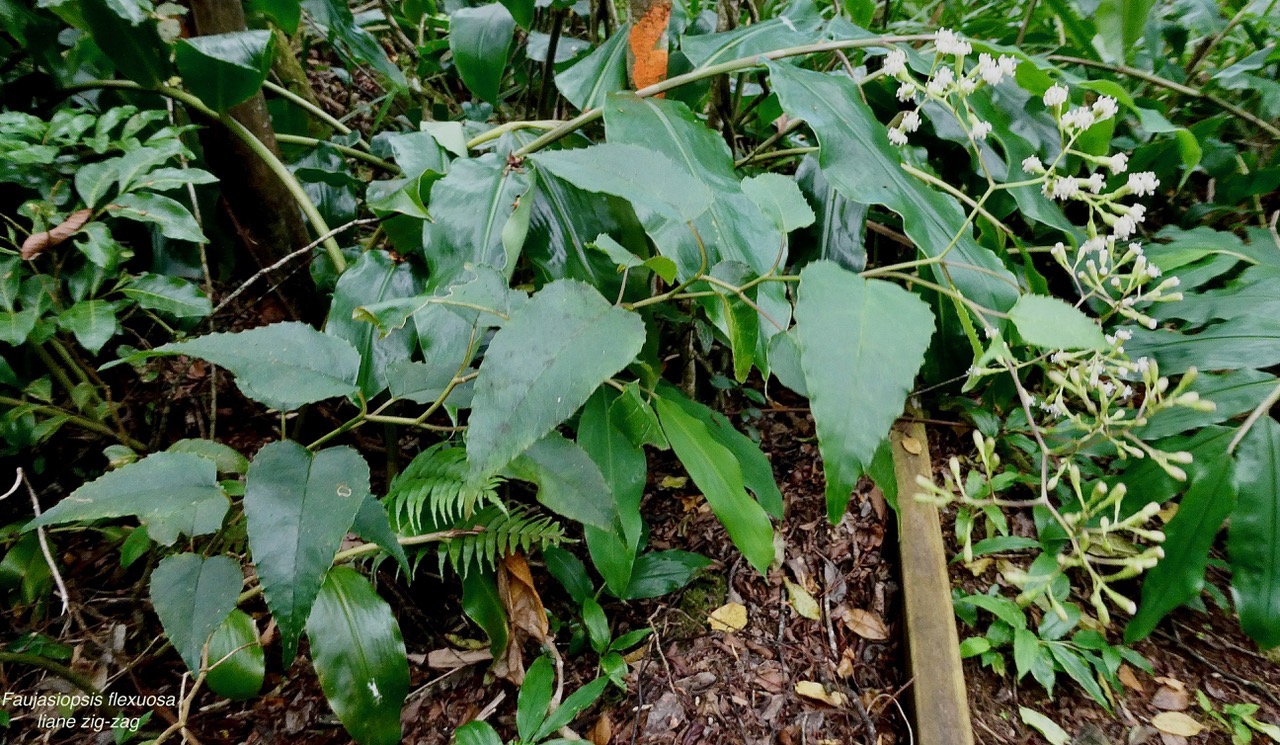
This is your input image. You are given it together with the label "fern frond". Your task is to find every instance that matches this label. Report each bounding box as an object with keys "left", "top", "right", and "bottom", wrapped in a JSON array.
[
  {"left": 440, "top": 505, "right": 567, "bottom": 577},
  {"left": 383, "top": 444, "right": 501, "bottom": 533}
]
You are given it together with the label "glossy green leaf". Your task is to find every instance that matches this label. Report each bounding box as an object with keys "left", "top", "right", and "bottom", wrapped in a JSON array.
[
  {"left": 327, "top": 251, "right": 423, "bottom": 398},
  {"left": 679, "top": 0, "right": 821, "bottom": 69},
  {"left": 1093, "top": 0, "right": 1155, "bottom": 64},
  {"left": 1229, "top": 418, "right": 1280, "bottom": 648},
  {"left": 504, "top": 433, "right": 617, "bottom": 530},
  {"left": 536, "top": 676, "right": 609, "bottom": 739},
  {"left": 543, "top": 545, "right": 594, "bottom": 604},
  {"left": 498, "top": 0, "right": 533, "bottom": 29},
  {"left": 1126, "top": 317, "right": 1280, "bottom": 375},
  {"left": 206, "top": 609, "right": 265, "bottom": 700},
  {"left": 245, "top": 441, "right": 369, "bottom": 663},
  {"left": 149, "top": 553, "right": 242, "bottom": 674},
  {"left": 622, "top": 550, "right": 711, "bottom": 599},
  {"left": 579, "top": 391, "right": 646, "bottom": 594},
  {"left": 121, "top": 274, "right": 212, "bottom": 319},
  {"left": 353, "top": 495, "right": 410, "bottom": 575},
  {"left": 306, "top": 567, "right": 410, "bottom": 745},
  {"left": 768, "top": 62, "right": 1018, "bottom": 316},
  {"left": 1008, "top": 295, "right": 1106, "bottom": 351},
  {"left": 109, "top": 192, "right": 207, "bottom": 243},
  {"left": 1138, "top": 370, "right": 1278, "bottom": 440},
  {"left": 556, "top": 24, "right": 631, "bottom": 110},
  {"left": 119, "top": 322, "right": 361, "bottom": 411},
  {"left": 58, "top": 300, "right": 119, "bottom": 354},
  {"left": 455, "top": 721, "right": 503, "bottom": 745},
  {"left": 461, "top": 568, "right": 508, "bottom": 656},
  {"left": 740, "top": 173, "right": 815, "bottom": 234},
  {"left": 78, "top": 0, "right": 171, "bottom": 87},
  {"left": 794, "top": 262, "right": 934, "bottom": 522},
  {"left": 530, "top": 143, "right": 713, "bottom": 222},
  {"left": 422, "top": 154, "right": 532, "bottom": 286},
  {"left": 518, "top": 655, "right": 555, "bottom": 741},
  {"left": 450, "top": 3, "right": 515, "bottom": 104},
  {"left": 467, "top": 280, "right": 645, "bottom": 478},
  {"left": 653, "top": 394, "right": 774, "bottom": 574},
  {"left": 302, "top": 0, "right": 406, "bottom": 86},
  {"left": 25, "top": 452, "right": 228, "bottom": 546},
  {"left": 175, "top": 31, "right": 275, "bottom": 112}
]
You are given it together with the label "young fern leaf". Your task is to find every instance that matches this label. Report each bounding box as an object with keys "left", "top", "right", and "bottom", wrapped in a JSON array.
[
  {"left": 384, "top": 444, "right": 501, "bottom": 532},
  {"left": 440, "top": 506, "right": 567, "bottom": 578}
]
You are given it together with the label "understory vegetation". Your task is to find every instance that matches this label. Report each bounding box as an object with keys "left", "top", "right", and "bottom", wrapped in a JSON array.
[{"left": 1, "top": 0, "right": 1278, "bottom": 742}]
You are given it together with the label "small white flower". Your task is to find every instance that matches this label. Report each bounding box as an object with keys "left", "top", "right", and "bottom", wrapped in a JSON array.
[
  {"left": 897, "top": 82, "right": 915, "bottom": 101},
  {"left": 977, "top": 53, "right": 1004, "bottom": 85},
  {"left": 884, "top": 49, "right": 907, "bottom": 77},
  {"left": 1121, "top": 385, "right": 1134, "bottom": 398},
  {"left": 935, "top": 28, "right": 972, "bottom": 56},
  {"left": 1134, "top": 357, "right": 1151, "bottom": 373},
  {"left": 927, "top": 66, "right": 955, "bottom": 96},
  {"left": 984, "top": 325, "right": 997, "bottom": 339},
  {"left": 1062, "top": 106, "right": 1097, "bottom": 130},
  {"left": 1043, "top": 83, "right": 1069, "bottom": 107},
  {"left": 1127, "top": 171, "right": 1159, "bottom": 197},
  {"left": 971, "top": 121, "right": 993, "bottom": 140},
  {"left": 1083, "top": 172, "right": 1105, "bottom": 193},
  {"left": 1048, "top": 176, "right": 1080, "bottom": 200},
  {"left": 1081, "top": 236, "right": 1107, "bottom": 254},
  {"left": 900, "top": 110, "right": 922, "bottom": 132},
  {"left": 1022, "top": 155, "right": 1045, "bottom": 174},
  {"left": 1129, "top": 204, "right": 1147, "bottom": 223},
  {"left": 1116, "top": 329, "right": 1132, "bottom": 341},
  {"left": 1114, "top": 213, "right": 1138, "bottom": 239},
  {"left": 1092, "top": 96, "right": 1118, "bottom": 121},
  {"left": 1107, "top": 152, "right": 1129, "bottom": 173},
  {"left": 887, "top": 127, "right": 908, "bottom": 146},
  {"left": 958, "top": 77, "right": 978, "bottom": 95},
  {"left": 998, "top": 55, "right": 1018, "bottom": 76}
]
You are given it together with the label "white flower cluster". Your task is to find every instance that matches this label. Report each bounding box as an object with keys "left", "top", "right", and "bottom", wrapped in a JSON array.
[{"left": 881, "top": 29, "right": 1018, "bottom": 147}]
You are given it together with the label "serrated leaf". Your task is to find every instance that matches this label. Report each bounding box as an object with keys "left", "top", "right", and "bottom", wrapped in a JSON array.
[
  {"left": 205, "top": 609, "right": 264, "bottom": 700},
  {"left": 108, "top": 192, "right": 206, "bottom": 243},
  {"left": 306, "top": 567, "right": 410, "bottom": 745},
  {"left": 1009, "top": 295, "right": 1106, "bottom": 351},
  {"left": 25, "top": 452, "right": 228, "bottom": 545},
  {"left": 530, "top": 143, "right": 713, "bottom": 222},
  {"left": 121, "top": 273, "right": 212, "bottom": 319},
  {"left": 467, "top": 280, "right": 645, "bottom": 478},
  {"left": 245, "top": 441, "right": 368, "bottom": 663},
  {"left": 175, "top": 30, "right": 275, "bottom": 112},
  {"left": 794, "top": 262, "right": 934, "bottom": 522},
  {"left": 149, "top": 553, "right": 242, "bottom": 675},
  {"left": 119, "top": 322, "right": 360, "bottom": 411},
  {"left": 450, "top": 3, "right": 515, "bottom": 104}
]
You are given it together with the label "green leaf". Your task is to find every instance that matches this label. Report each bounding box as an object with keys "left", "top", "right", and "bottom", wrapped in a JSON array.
[
  {"left": 497, "top": 0, "right": 533, "bottom": 29},
  {"left": 740, "top": 173, "right": 815, "bottom": 234},
  {"left": 149, "top": 553, "right": 242, "bottom": 675},
  {"left": 353, "top": 495, "right": 410, "bottom": 575},
  {"left": 467, "top": 280, "right": 646, "bottom": 478},
  {"left": 955, "top": 593, "right": 1027, "bottom": 630},
  {"left": 245, "top": 441, "right": 369, "bottom": 663},
  {"left": 120, "top": 322, "right": 361, "bottom": 411},
  {"left": 58, "top": 300, "right": 119, "bottom": 354},
  {"left": 589, "top": 234, "right": 676, "bottom": 284},
  {"left": 175, "top": 31, "right": 275, "bottom": 112},
  {"left": 168, "top": 438, "right": 249, "bottom": 474},
  {"left": 25, "top": 452, "right": 228, "bottom": 546},
  {"left": 1138, "top": 370, "right": 1278, "bottom": 440},
  {"left": 653, "top": 394, "right": 775, "bottom": 574},
  {"left": 622, "top": 550, "right": 710, "bottom": 599},
  {"left": 518, "top": 655, "right": 554, "bottom": 741},
  {"left": 327, "top": 251, "right": 423, "bottom": 398},
  {"left": 422, "top": 154, "right": 532, "bottom": 286},
  {"left": 536, "top": 676, "right": 609, "bottom": 739},
  {"left": 504, "top": 433, "right": 617, "bottom": 530},
  {"left": 1127, "top": 446, "right": 1236, "bottom": 642},
  {"left": 530, "top": 143, "right": 713, "bottom": 223},
  {"left": 1049, "top": 645, "right": 1109, "bottom": 709},
  {"left": 1126, "top": 317, "right": 1280, "bottom": 375},
  {"left": 450, "top": 3, "right": 515, "bottom": 104},
  {"left": 121, "top": 274, "right": 212, "bottom": 319},
  {"left": 768, "top": 62, "right": 1018, "bottom": 316},
  {"left": 679, "top": 0, "right": 821, "bottom": 69},
  {"left": 306, "top": 567, "right": 410, "bottom": 745},
  {"left": 794, "top": 262, "right": 934, "bottom": 522},
  {"left": 579, "top": 391, "right": 646, "bottom": 593},
  {"left": 461, "top": 569, "right": 508, "bottom": 656},
  {"left": 556, "top": 25, "right": 631, "bottom": 110},
  {"left": 543, "top": 545, "right": 594, "bottom": 604},
  {"left": 1019, "top": 707, "right": 1070, "bottom": 745},
  {"left": 302, "top": 0, "right": 405, "bottom": 86},
  {"left": 205, "top": 609, "right": 265, "bottom": 700},
  {"left": 78, "top": 0, "right": 171, "bottom": 87},
  {"left": 1092, "top": 0, "right": 1155, "bottom": 64},
  {"left": 1229, "top": 418, "right": 1280, "bottom": 648},
  {"left": 1013, "top": 628, "right": 1039, "bottom": 680},
  {"left": 108, "top": 192, "right": 207, "bottom": 243},
  {"left": 454, "top": 721, "right": 503, "bottom": 745},
  {"left": 1008, "top": 295, "right": 1106, "bottom": 351}
]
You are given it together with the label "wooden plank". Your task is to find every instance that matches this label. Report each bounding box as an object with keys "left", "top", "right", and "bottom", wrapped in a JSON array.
[{"left": 891, "top": 419, "right": 974, "bottom": 745}]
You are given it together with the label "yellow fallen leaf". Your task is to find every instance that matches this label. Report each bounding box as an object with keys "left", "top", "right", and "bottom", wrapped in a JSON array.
[
  {"left": 843, "top": 608, "right": 890, "bottom": 640},
  {"left": 901, "top": 436, "right": 923, "bottom": 455},
  {"left": 784, "top": 579, "right": 821, "bottom": 621},
  {"left": 795, "top": 681, "right": 848, "bottom": 707},
  {"left": 660, "top": 475, "right": 688, "bottom": 489},
  {"left": 708, "top": 602, "right": 748, "bottom": 632},
  {"left": 966, "top": 558, "right": 993, "bottom": 577},
  {"left": 1153, "top": 712, "right": 1204, "bottom": 737},
  {"left": 1157, "top": 503, "right": 1179, "bottom": 523}
]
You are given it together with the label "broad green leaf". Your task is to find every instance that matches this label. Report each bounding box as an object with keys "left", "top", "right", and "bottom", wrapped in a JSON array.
[
  {"left": 622, "top": 550, "right": 711, "bottom": 599},
  {"left": 75, "top": 159, "right": 122, "bottom": 208},
  {"left": 518, "top": 655, "right": 554, "bottom": 741},
  {"left": 1127, "top": 317, "right": 1280, "bottom": 375},
  {"left": 450, "top": 3, "right": 515, "bottom": 104},
  {"left": 326, "top": 251, "right": 423, "bottom": 398},
  {"left": 741, "top": 173, "right": 815, "bottom": 233},
  {"left": 168, "top": 438, "right": 249, "bottom": 474},
  {"left": 1013, "top": 628, "right": 1039, "bottom": 680},
  {"left": 302, "top": 0, "right": 406, "bottom": 86},
  {"left": 245, "top": 441, "right": 369, "bottom": 663},
  {"left": 653, "top": 395, "right": 775, "bottom": 574},
  {"left": 535, "top": 676, "right": 609, "bottom": 739},
  {"left": 57, "top": 300, "right": 119, "bottom": 354},
  {"left": 25, "top": 452, "right": 228, "bottom": 545},
  {"left": 579, "top": 391, "right": 646, "bottom": 594},
  {"left": 1126, "top": 445, "right": 1235, "bottom": 642},
  {"left": 1155, "top": 265, "right": 1280, "bottom": 326},
  {"left": 768, "top": 62, "right": 1018, "bottom": 316},
  {"left": 149, "top": 553, "right": 242, "bottom": 674},
  {"left": 504, "top": 433, "right": 617, "bottom": 530},
  {"left": 467, "top": 280, "right": 645, "bottom": 478},
  {"left": 175, "top": 31, "right": 275, "bottom": 112},
  {"left": 794, "top": 262, "right": 934, "bottom": 522},
  {"left": 1008, "top": 295, "right": 1106, "bottom": 351},
  {"left": 0, "top": 309, "right": 37, "bottom": 346},
  {"left": 131, "top": 166, "right": 219, "bottom": 193},
  {"left": 108, "top": 192, "right": 207, "bottom": 243},
  {"left": 497, "top": 0, "right": 533, "bottom": 29},
  {"left": 543, "top": 545, "right": 594, "bottom": 604},
  {"left": 455, "top": 721, "right": 503, "bottom": 745},
  {"left": 1092, "top": 0, "right": 1155, "bottom": 64},
  {"left": 589, "top": 234, "right": 677, "bottom": 283},
  {"left": 1019, "top": 707, "right": 1070, "bottom": 745},
  {"left": 461, "top": 569, "right": 508, "bottom": 656},
  {"left": 1229, "top": 418, "right": 1280, "bottom": 648},
  {"left": 530, "top": 143, "right": 713, "bottom": 223},
  {"left": 121, "top": 274, "right": 212, "bottom": 319},
  {"left": 556, "top": 24, "right": 631, "bottom": 110},
  {"left": 679, "top": 0, "right": 821, "bottom": 68},
  {"left": 78, "top": 0, "right": 171, "bottom": 87},
  {"left": 353, "top": 495, "right": 410, "bottom": 575},
  {"left": 206, "top": 609, "right": 265, "bottom": 700},
  {"left": 306, "top": 567, "right": 410, "bottom": 745},
  {"left": 1139, "top": 370, "right": 1278, "bottom": 440},
  {"left": 1049, "top": 645, "right": 1109, "bottom": 709},
  {"left": 768, "top": 329, "right": 808, "bottom": 396},
  {"left": 119, "top": 322, "right": 361, "bottom": 411},
  {"left": 422, "top": 154, "right": 532, "bottom": 286}
]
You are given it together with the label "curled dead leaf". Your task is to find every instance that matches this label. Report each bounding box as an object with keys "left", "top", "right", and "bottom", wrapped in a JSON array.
[
  {"left": 589, "top": 712, "right": 613, "bottom": 745},
  {"left": 707, "top": 602, "right": 748, "bottom": 632},
  {"left": 21, "top": 209, "right": 92, "bottom": 260},
  {"left": 842, "top": 608, "right": 890, "bottom": 640},
  {"left": 795, "top": 681, "right": 848, "bottom": 707},
  {"left": 1152, "top": 712, "right": 1203, "bottom": 737},
  {"left": 492, "top": 553, "right": 550, "bottom": 684},
  {"left": 900, "top": 436, "right": 923, "bottom": 455}
]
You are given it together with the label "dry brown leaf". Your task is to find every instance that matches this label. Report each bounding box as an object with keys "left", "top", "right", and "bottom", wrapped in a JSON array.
[
  {"left": 492, "top": 553, "right": 550, "bottom": 684},
  {"left": 708, "top": 602, "right": 748, "bottom": 632},
  {"left": 21, "top": 209, "right": 92, "bottom": 260},
  {"left": 835, "top": 648, "right": 856, "bottom": 678},
  {"left": 425, "top": 648, "right": 492, "bottom": 670},
  {"left": 1151, "top": 683, "right": 1189, "bottom": 711},
  {"left": 1152, "top": 712, "right": 1203, "bottom": 737},
  {"left": 1118, "top": 664, "right": 1146, "bottom": 693},
  {"left": 784, "top": 578, "right": 821, "bottom": 621},
  {"left": 900, "top": 436, "right": 923, "bottom": 455},
  {"left": 842, "top": 608, "right": 890, "bottom": 640},
  {"left": 795, "top": 681, "right": 848, "bottom": 707},
  {"left": 589, "top": 713, "right": 613, "bottom": 745}
]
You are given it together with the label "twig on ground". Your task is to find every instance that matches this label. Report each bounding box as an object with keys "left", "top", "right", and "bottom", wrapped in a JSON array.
[{"left": 20, "top": 469, "right": 70, "bottom": 616}]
